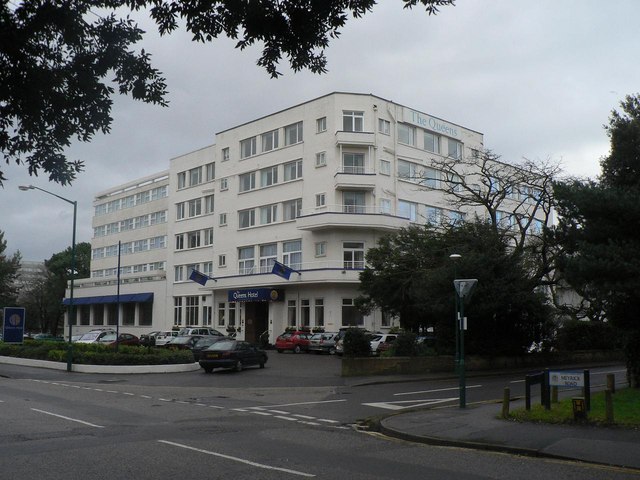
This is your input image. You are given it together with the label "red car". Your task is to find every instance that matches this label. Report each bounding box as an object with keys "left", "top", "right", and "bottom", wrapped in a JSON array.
[{"left": 275, "top": 331, "right": 311, "bottom": 353}]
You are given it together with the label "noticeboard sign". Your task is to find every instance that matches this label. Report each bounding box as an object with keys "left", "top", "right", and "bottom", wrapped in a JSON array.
[
  {"left": 549, "top": 371, "right": 585, "bottom": 387},
  {"left": 2, "top": 307, "right": 26, "bottom": 344}
]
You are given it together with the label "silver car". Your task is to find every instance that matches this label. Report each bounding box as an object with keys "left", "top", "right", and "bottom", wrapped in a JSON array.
[{"left": 307, "top": 332, "right": 339, "bottom": 355}]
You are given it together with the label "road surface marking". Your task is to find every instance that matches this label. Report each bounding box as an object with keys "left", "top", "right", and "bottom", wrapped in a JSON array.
[
  {"left": 275, "top": 416, "right": 298, "bottom": 421},
  {"left": 363, "top": 397, "right": 458, "bottom": 411},
  {"left": 159, "top": 440, "right": 315, "bottom": 477},
  {"left": 265, "top": 399, "right": 347, "bottom": 408},
  {"left": 251, "top": 411, "right": 272, "bottom": 416},
  {"left": 292, "top": 414, "right": 316, "bottom": 420},
  {"left": 31, "top": 408, "right": 104, "bottom": 428},
  {"left": 394, "top": 385, "right": 482, "bottom": 396}
]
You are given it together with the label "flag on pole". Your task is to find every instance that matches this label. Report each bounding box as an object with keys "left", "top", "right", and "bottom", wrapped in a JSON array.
[
  {"left": 271, "top": 261, "right": 294, "bottom": 280},
  {"left": 189, "top": 269, "right": 210, "bottom": 286}
]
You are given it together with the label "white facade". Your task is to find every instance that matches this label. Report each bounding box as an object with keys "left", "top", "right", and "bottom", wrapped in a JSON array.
[{"left": 69, "top": 92, "right": 490, "bottom": 342}]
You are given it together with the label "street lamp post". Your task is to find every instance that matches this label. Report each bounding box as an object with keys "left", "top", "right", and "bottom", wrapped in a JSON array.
[
  {"left": 19, "top": 185, "right": 77, "bottom": 372},
  {"left": 449, "top": 254, "right": 461, "bottom": 373}
]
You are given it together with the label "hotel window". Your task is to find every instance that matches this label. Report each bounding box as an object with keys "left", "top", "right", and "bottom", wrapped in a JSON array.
[
  {"left": 228, "top": 302, "right": 237, "bottom": 326},
  {"left": 174, "top": 265, "right": 184, "bottom": 282},
  {"left": 175, "top": 234, "right": 184, "bottom": 250},
  {"left": 342, "top": 152, "right": 365, "bottom": 174},
  {"left": 238, "top": 208, "right": 256, "bottom": 229},
  {"left": 240, "top": 136, "right": 257, "bottom": 159},
  {"left": 378, "top": 118, "right": 391, "bottom": 135},
  {"left": 315, "top": 242, "right": 326, "bottom": 257},
  {"left": 424, "top": 131, "right": 440, "bottom": 154},
  {"left": 204, "top": 227, "right": 214, "bottom": 246},
  {"left": 174, "top": 297, "right": 183, "bottom": 326},
  {"left": 204, "top": 194, "right": 214, "bottom": 214},
  {"left": 283, "top": 239, "right": 302, "bottom": 270},
  {"left": 287, "top": 300, "right": 297, "bottom": 327},
  {"left": 177, "top": 171, "right": 186, "bottom": 189},
  {"left": 222, "top": 147, "right": 230, "bottom": 161},
  {"left": 219, "top": 213, "right": 227, "bottom": 226},
  {"left": 203, "top": 305, "right": 212, "bottom": 326},
  {"left": 398, "top": 200, "right": 417, "bottom": 222},
  {"left": 188, "top": 198, "right": 201, "bottom": 217},
  {"left": 238, "top": 246, "right": 255, "bottom": 274},
  {"left": 316, "top": 117, "right": 327, "bottom": 133},
  {"left": 239, "top": 171, "right": 256, "bottom": 192},
  {"left": 220, "top": 177, "right": 228, "bottom": 191},
  {"left": 259, "top": 243, "right": 277, "bottom": 273},
  {"left": 380, "top": 198, "right": 391, "bottom": 214},
  {"left": 398, "top": 124, "right": 416, "bottom": 146},
  {"left": 343, "top": 190, "right": 366, "bottom": 213},
  {"left": 188, "top": 230, "right": 201, "bottom": 249},
  {"left": 260, "top": 166, "right": 278, "bottom": 187},
  {"left": 186, "top": 296, "right": 199, "bottom": 325},
  {"left": 217, "top": 302, "right": 226, "bottom": 326},
  {"left": 189, "top": 166, "right": 202, "bottom": 186},
  {"left": 301, "top": 299, "right": 311, "bottom": 326},
  {"left": 205, "top": 162, "right": 215, "bottom": 182},
  {"left": 260, "top": 204, "right": 278, "bottom": 225},
  {"left": 343, "top": 111, "right": 364, "bottom": 132},
  {"left": 284, "top": 159, "right": 303, "bottom": 181},
  {"left": 315, "top": 193, "right": 326, "bottom": 208},
  {"left": 283, "top": 198, "right": 302, "bottom": 220},
  {"left": 343, "top": 242, "right": 365, "bottom": 269},
  {"left": 447, "top": 138, "right": 463, "bottom": 159},
  {"left": 426, "top": 206, "right": 443, "bottom": 224},
  {"left": 379, "top": 159, "right": 391, "bottom": 175},
  {"left": 176, "top": 202, "right": 185, "bottom": 220},
  {"left": 218, "top": 254, "right": 226, "bottom": 267},
  {"left": 284, "top": 121, "right": 303, "bottom": 145},
  {"left": 261, "top": 129, "right": 279, "bottom": 152},
  {"left": 315, "top": 151, "right": 326, "bottom": 167},
  {"left": 315, "top": 299, "right": 325, "bottom": 326},
  {"left": 342, "top": 298, "right": 364, "bottom": 326}
]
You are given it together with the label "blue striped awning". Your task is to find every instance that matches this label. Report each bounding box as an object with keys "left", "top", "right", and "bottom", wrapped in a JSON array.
[{"left": 62, "top": 293, "right": 154, "bottom": 305}]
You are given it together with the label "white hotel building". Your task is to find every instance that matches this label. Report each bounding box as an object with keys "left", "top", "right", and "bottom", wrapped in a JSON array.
[{"left": 69, "top": 92, "right": 488, "bottom": 343}]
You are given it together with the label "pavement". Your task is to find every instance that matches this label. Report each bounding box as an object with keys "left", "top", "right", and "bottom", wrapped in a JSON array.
[{"left": 379, "top": 397, "right": 640, "bottom": 471}]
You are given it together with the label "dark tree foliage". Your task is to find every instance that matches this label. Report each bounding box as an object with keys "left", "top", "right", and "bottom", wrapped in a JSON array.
[
  {"left": 0, "top": 230, "right": 21, "bottom": 308},
  {"left": 1, "top": 0, "right": 454, "bottom": 186},
  {"left": 554, "top": 93, "right": 640, "bottom": 386},
  {"left": 358, "top": 222, "right": 552, "bottom": 356}
]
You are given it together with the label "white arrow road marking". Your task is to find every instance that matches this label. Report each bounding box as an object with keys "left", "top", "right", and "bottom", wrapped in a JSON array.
[
  {"left": 158, "top": 440, "right": 315, "bottom": 477},
  {"left": 394, "top": 385, "right": 482, "bottom": 396},
  {"left": 363, "top": 397, "right": 459, "bottom": 411},
  {"left": 31, "top": 408, "right": 104, "bottom": 428}
]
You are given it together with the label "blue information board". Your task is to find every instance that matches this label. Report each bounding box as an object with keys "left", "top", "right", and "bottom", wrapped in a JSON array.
[{"left": 2, "top": 307, "right": 25, "bottom": 344}]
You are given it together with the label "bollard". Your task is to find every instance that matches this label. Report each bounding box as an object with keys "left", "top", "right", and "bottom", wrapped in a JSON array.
[
  {"left": 551, "top": 385, "right": 558, "bottom": 404},
  {"left": 605, "top": 389, "right": 614, "bottom": 423},
  {"left": 572, "top": 397, "right": 587, "bottom": 421},
  {"left": 502, "top": 387, "right": 510, "bottom": 418},
  {"left": 607, "top": 373, "right": 616, "bottom": 394}
]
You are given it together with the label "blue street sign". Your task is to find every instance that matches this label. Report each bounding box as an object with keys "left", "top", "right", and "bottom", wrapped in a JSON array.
[{"left": 3, "top": 307, "right": 26, "bottom": 344}]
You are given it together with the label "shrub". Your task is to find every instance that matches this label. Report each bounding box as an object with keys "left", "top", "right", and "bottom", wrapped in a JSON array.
[
  {"left": 342, "top": 329, "right": 371, "bottom": 357},
  {"left": 391, "top": 332, "right": 418, "bottom": 356},
  {"left": 555, "top": 320, "right": 622, "bottom": 351}
]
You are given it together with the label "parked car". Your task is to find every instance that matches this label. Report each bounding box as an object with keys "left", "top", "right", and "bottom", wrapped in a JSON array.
[
  {"left": 334, "top": 327, "right": 371, "bottom": 356},
  {"left": 98, "top": 333, "right": 141, "bottom": 346},
  {"left": 307, "top": 332, "right": 339, "bottom": 355},
  {"left": 370, "top": 333, "right": 398, "bottom": 355},
  {"left": 75, "top": 330, "right": 116, "bottom": 343},
  {"left": 191, "top": 336, "right": 231, "bottom": 361},
  {"left": 177, "top": 327, "right": 225, "bottom": 337},
  {"left": 161, "top": 334, "right": 204, "bottom": 351},
  {"left": 275, "top": 331, "right": 311, "bottom": 353},
  {"left": 139, "top": 331, "right": 161, "bottom": 346},
  {"left": 199, "top": 340, "right": 268, "bottom": 372},
  {"left": 154, "top": 331, "right": 179, "bottom": 346},
  {"left": 32, "top": 333, "right": 64, "bottom": 342}
]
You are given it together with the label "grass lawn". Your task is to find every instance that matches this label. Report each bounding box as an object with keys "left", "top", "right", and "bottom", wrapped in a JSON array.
[{"left": 509, "top": 388, "right": 640, "bottom": 428}]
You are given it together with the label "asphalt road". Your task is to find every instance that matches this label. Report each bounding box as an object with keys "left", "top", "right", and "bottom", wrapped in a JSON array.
[{"left": 0, "top": 354, "right": 632, "bottom": 479}]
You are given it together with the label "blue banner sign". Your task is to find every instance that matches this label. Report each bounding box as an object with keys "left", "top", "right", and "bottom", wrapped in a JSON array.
[
  {"left": 228, "top": 288, "right": 285, "bottom": 303},
  {"left": 2, "top": 307, "right": 26, "bottom": 344}
]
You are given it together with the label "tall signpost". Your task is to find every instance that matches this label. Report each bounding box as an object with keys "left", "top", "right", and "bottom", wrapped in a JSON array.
[{"left": 454, "top": 278, "right": 478, "bottom": 408}]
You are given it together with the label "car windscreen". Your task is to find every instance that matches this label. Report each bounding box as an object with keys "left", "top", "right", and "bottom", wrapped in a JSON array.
[
  {"left": 79, "top": 333, "right": 100, "bottom": 341},
  {"left": 207, "top": 340, "right": 236, "bottom": 351},
  {"left": 99, "top": 334, "right": 117, "bottom": 342},
  {"left": 171, "top": 336, "right": 195, "bottom": 345},
  {"left": 195, "top": 337, "right": 217, "bottom": 348}
]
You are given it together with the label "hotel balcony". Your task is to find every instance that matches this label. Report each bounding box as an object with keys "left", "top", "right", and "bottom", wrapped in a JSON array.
[
  {"left": 334, "top": 168, "right": 377, "bottom": 190},
  {"left": 296, "top": 205, "right": 408, "bottom": 232},
  {"left": 335, "top": 130, "right": 375, "bottom": 147}
]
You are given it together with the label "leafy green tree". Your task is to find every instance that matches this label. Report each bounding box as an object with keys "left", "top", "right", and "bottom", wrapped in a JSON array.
[
  {"left": 554, "top": 94, "right": 640, "bottom": 386},
  {"left": 0, "top": 230, "right": 21, "bottom": 308},
  {"left": 43, "top": 242, "right": 92, "bottom": 334},
  {"left": 358, "top": 222, "right": 553, "bottom": 356},
  {"left": 1, "top": 0, "right": 454, "bottom": 185}
]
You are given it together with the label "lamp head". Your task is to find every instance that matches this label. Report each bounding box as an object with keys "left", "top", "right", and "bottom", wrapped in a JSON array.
[
  {"left": 449, "top": 253, "right": 462, "bottom": 260},
  {"left": 18, "top": 185, "right": 34, "bottom": 191}
]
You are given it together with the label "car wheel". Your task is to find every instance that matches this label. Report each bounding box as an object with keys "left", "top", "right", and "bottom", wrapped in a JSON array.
[
  {"left": 329, "top": 347, "right": 336, "bottom": 355},
  {"left": 203, "top": 366, "right": 213, "bottom": 374},
  {"left": 293, "top": 345, "right": 301, "bottom": 354},
  {"left": 277, "top": 349, "right": 283, "bottom": 353},
  {"left": 259, "top": 359, "right": 265, "bottom": 368},
  {"left": 235, "top": 360, "right": 243, "bottom": 372}
]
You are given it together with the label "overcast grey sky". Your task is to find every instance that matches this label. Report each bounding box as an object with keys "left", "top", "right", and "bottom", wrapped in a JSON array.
[{"left": 2, "top": 0, "right": 638, "bottom": 261}]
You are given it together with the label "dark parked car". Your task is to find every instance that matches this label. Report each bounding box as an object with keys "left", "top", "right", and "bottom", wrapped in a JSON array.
[
  {"left": 98, "top": 333, "right": 141, "bottom": 346},
  {"left": 191, "top": 336, "right": 231, "bottom": 361},
  {"left": 162, "top": 335, "right": 204, "bottom": 351},
  {"left": 199, "top": 340, "right": 268, "bottom": 372},
  {"left": 140, "top": 331, "right": 161, "bottom": 346},
  {"left": 32, "top": 333, "right": 64, "bottom": 342}
]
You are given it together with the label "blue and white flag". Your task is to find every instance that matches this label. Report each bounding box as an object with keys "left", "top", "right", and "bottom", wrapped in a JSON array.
[
  {"left": 189, "top": 269, "right": 210, "bottom": 286},
  {"left": 271, "top": 261, "right": 293, "bottom": 280}
]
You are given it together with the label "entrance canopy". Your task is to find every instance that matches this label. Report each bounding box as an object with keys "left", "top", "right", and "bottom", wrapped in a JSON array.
[{"left": 62, "top": 293, "right": 154, "bottom": 305}]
